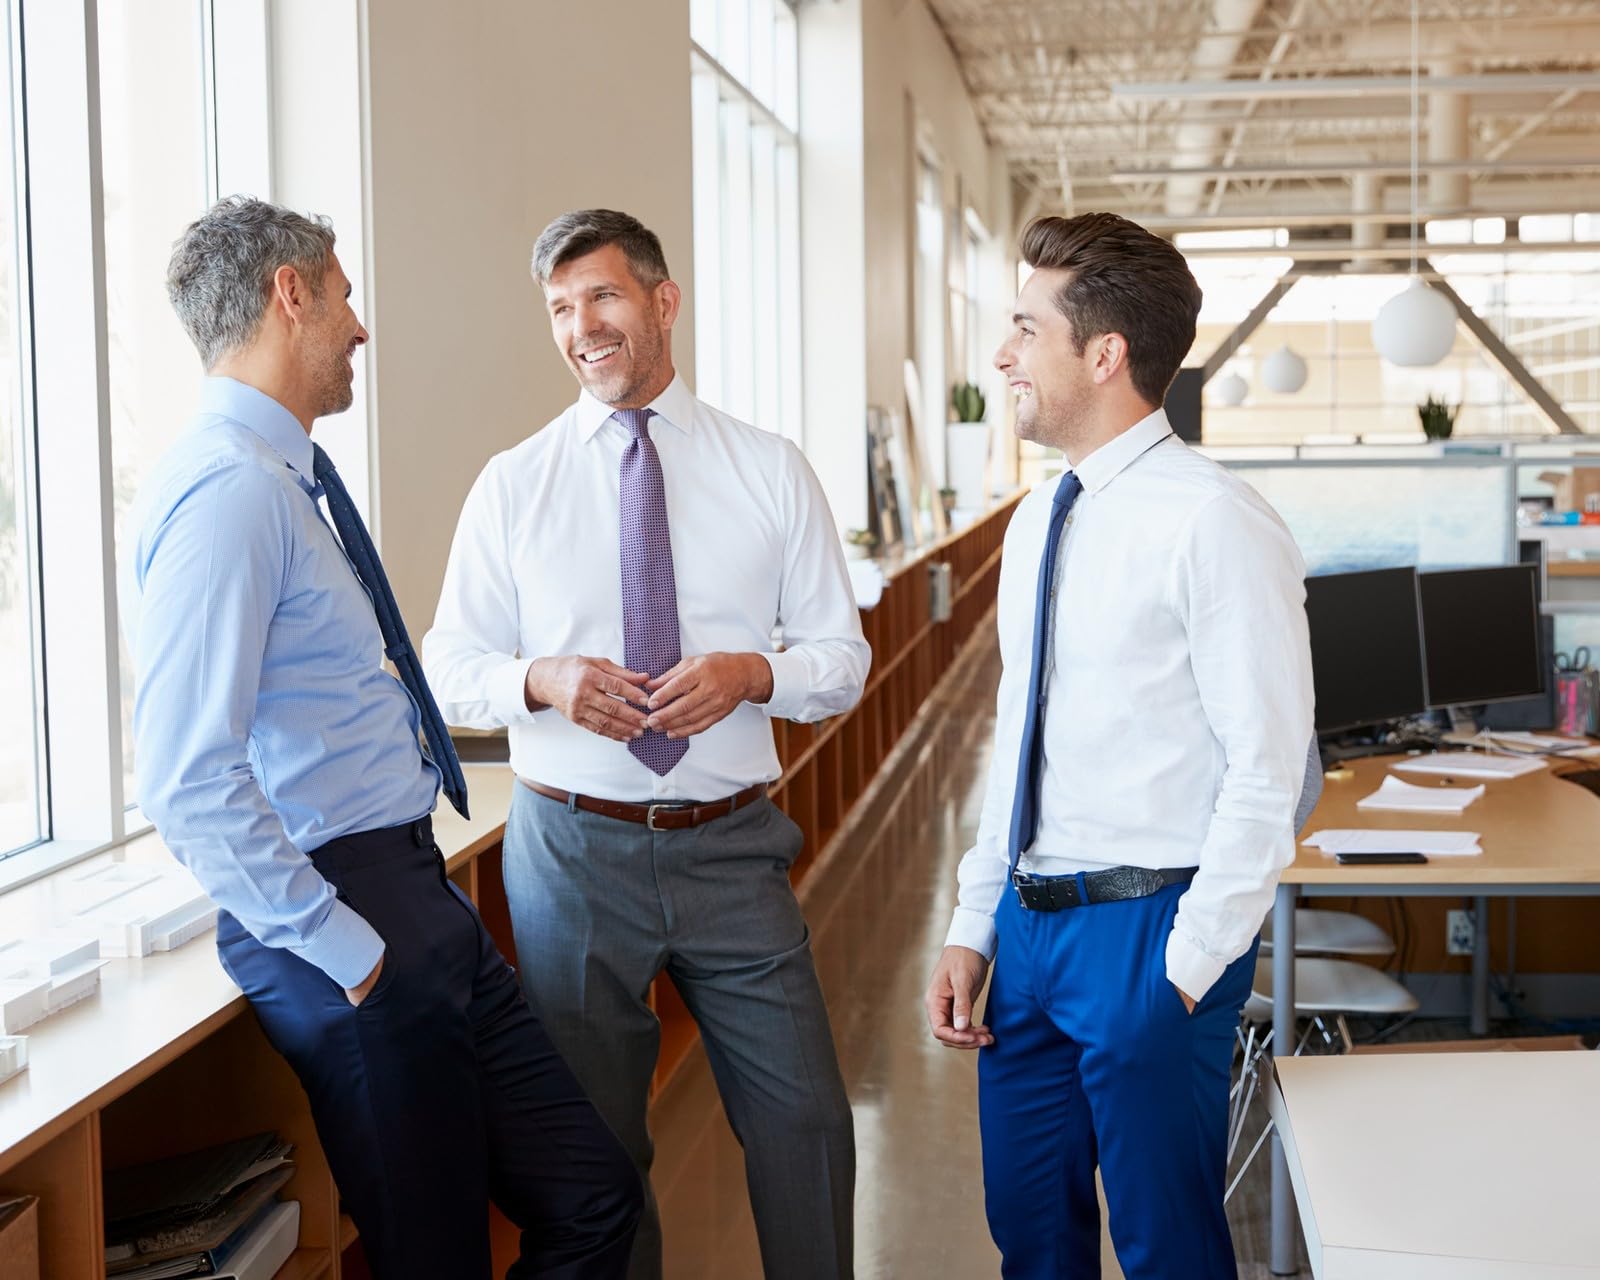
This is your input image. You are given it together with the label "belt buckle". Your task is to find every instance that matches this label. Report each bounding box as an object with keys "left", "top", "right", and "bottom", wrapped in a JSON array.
[{"left": 647, "top": 803, "right": 666, "bottom": 831}]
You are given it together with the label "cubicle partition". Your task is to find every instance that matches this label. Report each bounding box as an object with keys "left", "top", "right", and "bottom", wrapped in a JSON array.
[{"left": 1209, "top": 440, "right": 1600, "bottom": 998}]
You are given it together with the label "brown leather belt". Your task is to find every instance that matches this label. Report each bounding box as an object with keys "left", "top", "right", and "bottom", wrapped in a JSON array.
[{"left": 518, "top": 778, "right": 769, "bottom": 831}]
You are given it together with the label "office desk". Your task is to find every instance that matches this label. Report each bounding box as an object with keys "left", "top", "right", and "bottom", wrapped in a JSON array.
[
  {"left": 1268, "top": 1051, "right": 1600, "bottom": 1278},
  {"left": 1267, "top": 752, "right": 1600, "bottom": 1274}
]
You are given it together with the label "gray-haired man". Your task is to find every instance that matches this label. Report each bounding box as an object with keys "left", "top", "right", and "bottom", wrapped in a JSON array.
[
  {"left": 125, "top": 196, "right": 640, "bottom": 1279},
  {"left": 424, "top": 209, "right": 867, "bottom": 1278}
]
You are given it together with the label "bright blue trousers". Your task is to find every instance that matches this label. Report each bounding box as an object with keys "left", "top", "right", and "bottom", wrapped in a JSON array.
[{"left": 979, "top": 880, "right": 1258, "bottom": 1279}]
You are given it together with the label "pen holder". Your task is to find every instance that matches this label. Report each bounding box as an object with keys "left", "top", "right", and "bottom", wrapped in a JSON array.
[{"left": 1554, "top": 666, "right": 1600, "bottom": 736}]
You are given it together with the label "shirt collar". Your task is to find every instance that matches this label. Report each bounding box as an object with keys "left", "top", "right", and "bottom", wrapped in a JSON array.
[
  {"left": 1071, "top": 407, "right": 1174, "bottom": 496},
  {"left": 196, "top": 376, "right": 315, "bottom": 482},
  {"left": 576, "top": 371, "right": 695, "bottom": 442}
]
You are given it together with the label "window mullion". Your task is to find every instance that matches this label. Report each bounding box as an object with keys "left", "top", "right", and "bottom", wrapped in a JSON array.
[{"left": 23, "top": 0, "right": 123, "bottom": 843}]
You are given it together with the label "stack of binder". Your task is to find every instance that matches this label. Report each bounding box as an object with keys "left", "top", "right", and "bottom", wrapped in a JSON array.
[{"left": 103, "top": 1133, "right": 299, "bottom": 1280}]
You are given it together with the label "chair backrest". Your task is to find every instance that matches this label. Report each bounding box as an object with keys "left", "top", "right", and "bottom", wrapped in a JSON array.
[{"left": 1293, "top": 736, "right": 1322, "bottom": 835}]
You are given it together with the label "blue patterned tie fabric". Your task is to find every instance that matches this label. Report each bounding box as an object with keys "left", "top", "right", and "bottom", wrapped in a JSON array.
[
  {"left": 311, "top": 444, "right": 470, "bottom": 819},
  {"left": 615, "top": 409, "right": 690, "bottom": 777},
  {"left": 1007, "top": 470, "right": 1084, "bottom": 876}
]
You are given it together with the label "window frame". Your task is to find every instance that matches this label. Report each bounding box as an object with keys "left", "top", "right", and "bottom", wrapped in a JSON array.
[
  {"left": 0, "top": 0, "right": 269, "bottom": 893},
  {"left": 689, "top": 0, "right": 803, "bottom": 445}
]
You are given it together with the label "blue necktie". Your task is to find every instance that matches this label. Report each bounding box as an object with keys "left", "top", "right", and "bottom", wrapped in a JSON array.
[
  {"left": 1007, "top": 471, "right": 1083, "bottom": 877},
  {"left": 311, "top": 444, "right": 470, "bottom": 820}
]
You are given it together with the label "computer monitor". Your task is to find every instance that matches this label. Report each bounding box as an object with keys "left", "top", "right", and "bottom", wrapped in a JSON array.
[
  {"left": 1419, "top": 564, "right": 1545, "bottom": 709},
  {"left": 1305, "top": 567, "right": 1429, "bottom": 733}
]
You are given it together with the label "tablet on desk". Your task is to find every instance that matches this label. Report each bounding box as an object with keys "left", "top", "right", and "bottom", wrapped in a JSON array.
[{"left": 1334, "top": 851, "right": 1428, "bottom": 865}]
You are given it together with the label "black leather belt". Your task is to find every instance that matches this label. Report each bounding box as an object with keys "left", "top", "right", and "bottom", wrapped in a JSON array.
[
  {"left": 519, "top": 778, "right": 768, "bottom": 830},
  {"left": 1012, "top": 865, "right": 1197, "bottom": 912}
]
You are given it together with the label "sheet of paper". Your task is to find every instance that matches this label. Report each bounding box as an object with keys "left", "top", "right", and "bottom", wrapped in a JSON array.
[
  {"left": 1391, "top": 752, "right": 1546, "bottom": 780},
  {"left": 1482, "top": 731, "right": 1600, "bottom": 757},
  {"left": 1357, "top": 775, "right": 1485, "bottom": 814},
  {"left": 1303, "top": 828, "right": 1483, "bottom": 856}
]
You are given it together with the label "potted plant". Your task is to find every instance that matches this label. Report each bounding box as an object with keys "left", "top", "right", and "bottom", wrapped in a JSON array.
[
  {"left": 938, "top": 485, "right": 958, "bottom": 522},
  {"left": 951, "top": 381, "right": 986, "bottom": 424},
  {"left": 843, "top": 528, "right": 878, "bottom": 561},
  {"left": 1418, "top": 394, "right": 1459, "bottom": 441},
  {"left": 947, "top": 381, "right": 990, "bottom": 513}
]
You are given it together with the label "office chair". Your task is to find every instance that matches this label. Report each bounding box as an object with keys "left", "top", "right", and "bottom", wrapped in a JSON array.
[
  {"left": 1224, "top": 958, "right": 1418, "bottom": 1203},
  {"left": 1223, "top": 739, "right": 1414, "bottom": 1202}
]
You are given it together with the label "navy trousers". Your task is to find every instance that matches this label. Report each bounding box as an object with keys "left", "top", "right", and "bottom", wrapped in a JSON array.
[
  {"left": 978, "top": 880, "right": 1258, "bottom": 1279},
  {"left": 216, "top": 816, "right": 642, "bottom": 1279}
]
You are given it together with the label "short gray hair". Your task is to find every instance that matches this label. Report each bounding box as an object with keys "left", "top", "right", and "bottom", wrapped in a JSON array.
[
  {"left": 530, "top": 209, "right": 670, "bottom": 290},
  {"left": 166, "top": 195, "right": 337, "bottom": 369}
]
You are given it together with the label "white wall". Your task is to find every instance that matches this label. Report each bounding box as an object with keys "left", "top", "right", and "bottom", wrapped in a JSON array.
[
  {"left": 860, "top": 0, "right": 1014, "bottom": 497},
  {"left": 358, "top": 0, "right": 695, "bottom": 626},
  {"left": 268, "top": 0, "right": 1010, "bottom": 623}
]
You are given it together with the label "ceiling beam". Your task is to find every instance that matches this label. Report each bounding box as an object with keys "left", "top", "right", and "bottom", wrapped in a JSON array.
[
  {"left": 1112, "top": 156, "right": 1600, "bottom": 181},
  {"left": 1111, "top": 71, "right": 1600, "bottom": 102},
  {"left": 1177, "top": 239, "right": 1600, "bottom": 261}
]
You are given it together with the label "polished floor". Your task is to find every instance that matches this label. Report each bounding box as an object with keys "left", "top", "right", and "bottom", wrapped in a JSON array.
[{"left": 648, "top": 635, "right": 1305, "bottom": 1279}]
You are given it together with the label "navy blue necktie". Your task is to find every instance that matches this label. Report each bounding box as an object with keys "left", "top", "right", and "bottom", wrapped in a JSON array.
[
  {"left": 1007, "top": 470, "right": 1083, "bottom": 877},
  {"left": 312, "top": 444, "right": 470, "bottom": 820}
]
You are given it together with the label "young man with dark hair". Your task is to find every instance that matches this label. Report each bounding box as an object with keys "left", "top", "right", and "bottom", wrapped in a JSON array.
[{"left": 924, "top": 212, "right": 1314, "bottom": 1278}]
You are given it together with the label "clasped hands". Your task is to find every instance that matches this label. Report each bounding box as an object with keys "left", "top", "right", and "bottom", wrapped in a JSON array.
[{"left": 525, "top": 652, "right": 773, "bottom": 742}]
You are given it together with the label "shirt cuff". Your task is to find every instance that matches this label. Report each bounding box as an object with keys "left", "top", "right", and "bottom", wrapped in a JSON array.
[
  {"left": 1165, "top": 928, "right": 1227, "bottom": 1004},
  {"left": 488, "top": 656, "right": 539, "bottom": 725},
  {"left": 290, "top": 898, "right": 387, "bottom": 989},
  {"left": 758, "top": 649, "right": 807, "bottom": 720},
  {"left": 945, "top": 907, "right": 999, "bottom": 962}
]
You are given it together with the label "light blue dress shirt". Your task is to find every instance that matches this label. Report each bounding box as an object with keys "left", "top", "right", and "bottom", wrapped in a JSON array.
[{"left": 124, "top": 377, "right": 439, "bottom": 988}]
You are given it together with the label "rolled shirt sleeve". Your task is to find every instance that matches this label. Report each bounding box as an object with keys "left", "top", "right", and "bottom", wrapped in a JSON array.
[
  {"left": 759, "top": 441, "right": 871, "bottom": 723},
  {"left": 131, "top": 462, "right": 384, "bottom": 989},
  {"left": 1164, "top": 490, "right": 1315, "bottom": 1000}
]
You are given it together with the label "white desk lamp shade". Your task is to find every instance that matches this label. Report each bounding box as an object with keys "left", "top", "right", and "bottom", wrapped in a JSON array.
[
  {"left": 1372, "top": 277, "right": 1457, "bottom": 367},
  {"left": 1215, "top": 370, "right": 1248, "bottom": 406},
  {"left": 1261, "top": 345, "right": 1309, "bottom": 394}
]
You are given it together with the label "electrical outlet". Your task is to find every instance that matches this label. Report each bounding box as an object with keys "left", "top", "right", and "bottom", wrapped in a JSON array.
[{"left": 1446, "top": 908, "right": 1476, "bottom": 956}]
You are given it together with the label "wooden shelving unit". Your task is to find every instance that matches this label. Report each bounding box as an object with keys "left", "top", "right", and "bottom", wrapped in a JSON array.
[{"left": 0, "top": 497, "right": 1021, "bottom": 1278}]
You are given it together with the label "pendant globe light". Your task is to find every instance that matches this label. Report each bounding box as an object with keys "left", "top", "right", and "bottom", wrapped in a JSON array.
[
  {"left": 1261, "top": 344, "right": 1309, "bottom": 394},
  {"left": 1214, "top": 370, "right": 1248, "bottom": 406},
  {"left": 1372, "top": 0, "right": 1457, "bottom": 367}
]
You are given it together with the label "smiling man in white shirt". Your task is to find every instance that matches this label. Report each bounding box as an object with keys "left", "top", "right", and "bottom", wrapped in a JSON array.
[
  {"left": 423, "top": 209, "right": 867, "bottom": 1280},
  {"left": 924, "top": 213, "right": 1314, "bottom": 1279}
]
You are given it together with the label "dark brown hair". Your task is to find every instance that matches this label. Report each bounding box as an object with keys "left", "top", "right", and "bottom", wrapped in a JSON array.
[
  {"left": 531, "top": 209, "right": 670, "bottom": 290},
  {"left": 1019, "top": 212, "right": 1202, "bottom": 406}
]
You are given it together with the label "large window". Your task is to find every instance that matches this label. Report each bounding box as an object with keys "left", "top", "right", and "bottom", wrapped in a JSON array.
[
  {"left": 690, "top": 0, "right": 801, "bottom": 442},
  {"left": 1, "top": 0, "right": 265, "bottom": 880},
  {"left": 0, "top": 1, "right": 41, "bottom": 858},
  {"left": 101, "top": 0, "right": 213, "bottom": 814},
  {"left": 914, "top": 156, "right": 945, "bottom": 485}
]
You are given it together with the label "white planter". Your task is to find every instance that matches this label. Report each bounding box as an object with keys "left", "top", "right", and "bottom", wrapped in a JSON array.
[{"left": 946, "top": 420, "right": 992, "bottom": 512}]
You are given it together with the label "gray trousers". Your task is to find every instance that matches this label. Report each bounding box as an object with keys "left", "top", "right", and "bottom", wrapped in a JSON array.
[{"left": 503, "top": 784, "right": 855, "bottom": 1280}]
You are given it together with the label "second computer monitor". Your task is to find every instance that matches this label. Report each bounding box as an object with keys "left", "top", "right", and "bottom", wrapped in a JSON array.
[
  {"left": 1305, "top": 567, "right": 1428, "bottom": 733},
  {"left": 1420, "top": 564, "right": 1545, "bottom": 709}
]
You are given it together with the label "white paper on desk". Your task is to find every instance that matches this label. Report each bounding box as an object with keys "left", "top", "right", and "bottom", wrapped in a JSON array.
[
  {"left": 1357, "top": 775, "right": 1484, "bottom": 814},
  {"left": 1391, "top": 752, "right": 1546, "bottom": 780},
  {"left": 1303, "top": 829, "right": 1483, "bottom": 856},
  {"left": 1484, "top": 730, "right": 1600, "bottom": 757}
]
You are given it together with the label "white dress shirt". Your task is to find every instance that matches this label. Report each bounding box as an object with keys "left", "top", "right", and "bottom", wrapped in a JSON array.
[
  {"left": 422, "top": 374, "right": 870, "bottom": 803},
  {"left": 945, "top": 409, "right": 1314, "bottom": 1001}
]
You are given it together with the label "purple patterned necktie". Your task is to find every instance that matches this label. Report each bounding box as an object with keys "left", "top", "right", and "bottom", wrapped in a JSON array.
[{"left": 616, "top": 408, "right": 690, "bottom": 776}]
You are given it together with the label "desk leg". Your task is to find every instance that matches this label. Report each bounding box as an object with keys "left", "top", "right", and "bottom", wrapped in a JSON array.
[
  {"left": 1270, "top": 883, "right": 1299, "bottom": 1275},
  {"left": 1471, "top": 894, "right": 1490, "bottom": 1036}
]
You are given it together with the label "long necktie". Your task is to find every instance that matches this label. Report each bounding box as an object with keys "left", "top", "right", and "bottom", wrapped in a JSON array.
[
  {"left": 1007, "top": 470, "right": 1084, "bottom": 876},
  {"left": 616, "top": 409, "right": 690, "bottom": 777},
  {"left": 311, "top": 444, "right": 470, "bottom": 819}
]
